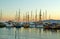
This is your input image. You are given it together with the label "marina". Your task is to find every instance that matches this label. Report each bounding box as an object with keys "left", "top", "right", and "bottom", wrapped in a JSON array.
[
  {"left": 0, "top": 9, "right": 60, "bottom": 29},
  {"left": 0, "top": 0, "right": 60, "bottom": 39}
]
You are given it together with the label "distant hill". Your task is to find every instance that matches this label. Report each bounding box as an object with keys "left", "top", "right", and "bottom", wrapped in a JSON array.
[{"left": 43, "top": 19, "right": 60, "bottom": 23}]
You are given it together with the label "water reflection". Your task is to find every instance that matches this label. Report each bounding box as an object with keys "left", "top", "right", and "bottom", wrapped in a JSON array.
[{"left": 0, "top": 28, "right": 60, "bottom": 39}]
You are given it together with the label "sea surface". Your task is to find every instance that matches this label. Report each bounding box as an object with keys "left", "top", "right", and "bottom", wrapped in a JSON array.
[{"left": 0, "top": 27, "right": 60, "bottom": 39}]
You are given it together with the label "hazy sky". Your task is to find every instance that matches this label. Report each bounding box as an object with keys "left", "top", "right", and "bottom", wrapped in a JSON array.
[{"left": 0, "top": 0, "right": 60, "bottom": 20}]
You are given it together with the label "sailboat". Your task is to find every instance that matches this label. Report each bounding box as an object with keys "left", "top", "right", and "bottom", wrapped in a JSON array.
[
  {"left": 0, "top": 9, "right": 6, "bottom": 28},
  {"left": 23, "top": 12, "right": 29, "bottom": 28},
  {"left": 15, "top": 9, "right": 22, "bottom": 28},
  {"left": 29, "top": 11, "right": 36, "bottom": 28},
  {"left": 43, "top": 12, "right": 52, "bottom": 29},
  {"left": 36, "top": 9, "right": 43, "bottom": 28}
]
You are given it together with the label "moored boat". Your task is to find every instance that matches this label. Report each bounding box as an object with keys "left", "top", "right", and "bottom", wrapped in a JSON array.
[
  {"left": 43, "top": 23, "right": 60, "bottom": 29},
  {"left": 13, "top": 22, "right": 22, "bottom": 28},
  {"left": 0, "top": 22, "right": 6, "bottom": 28},
  {"left": 23, "top": 23, "right": 29, "bottom": 28}
]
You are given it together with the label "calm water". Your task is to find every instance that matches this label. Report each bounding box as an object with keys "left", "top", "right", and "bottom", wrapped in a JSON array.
[{"left": 0, "top": 28, "right": 60, "bottom": 39}]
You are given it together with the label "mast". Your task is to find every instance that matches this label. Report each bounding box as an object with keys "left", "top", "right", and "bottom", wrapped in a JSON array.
[
  {"left": 26, "top": 12, "right": 29, "bottom": 22},
  {"left": 43, "top": 12, "right": 44, "bottom": 20},
  {"left": 25, "top": 12, "right": 27, "bottom": 22},
  {"left": 45, "top": 10, "right": 47, "bottom": 20},
  {"left": 18, "top": 9, "right": 20, "bottom": 22},
  {"left": 39, "top": 9, "right": 42, "bottom": 24},
  {"left": 31, "top": 11, "right": 32, "bottom": 22},
  {"left": 48, "top": 14, "right": 51, "bottom": 23},
  {"left": 0, "top": 9, "right": 2, "bottom": 21},
  {"left": 15, "top": 11, "right": 17, "bottom": 21},
  {"left": 39, "top": 9, "right": 42, "bottom": 21},
  {"left": 35, "top": 9, "right": 37, "bottom": 22},
  {"left": 27, "top": 12, "right": 29, "bottom": 22},
  {"left": 49, "top": 14, "right": 51, "bottom": 20},
  {"left": 23, "top": 13, "right": 24, "bottom": 22}
]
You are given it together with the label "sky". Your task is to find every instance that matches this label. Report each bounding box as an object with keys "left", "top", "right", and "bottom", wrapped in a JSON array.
[{"left": 0, "top": 0, "right": 60, "bottom": 21}]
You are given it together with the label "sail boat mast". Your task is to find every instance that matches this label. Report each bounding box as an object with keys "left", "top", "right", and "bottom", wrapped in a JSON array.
[
  {"left": 43, "top": 12, "right": 44, "bottom": 20},
  {"left": 23, "top": 13, "right": 25, "bottom": 22},
  {"left": 26, "top": 12, "right": 29, "bottom": 22},
  {"left": 45, "top": 10, "right": 47, "bottom": 20},
  {"left": 49, "top": 14, "right": 51, "bottom": 20},
  {"left": 0, "top": 9, "right": 2, "bottom": 21},
  {"left": 35, "top": 9, "right": 37, "bottom": 22},
  {"left": 31, "top": 11, "right": 32, "bottom": 22},
  {"left": 39, "top": 9, "right": 42, "bottom": 24},
  {"left": 39, "top": 9, "right": 42, "bottom": 22},
  {"left": 27, "top": 12, "right": 29, "bottom": 22},
  {"left": 18, "top": 9, "right": 20, "bottom": 22},
  {"left": 15, "top": 11, "right": 17, "bottom": 21}
]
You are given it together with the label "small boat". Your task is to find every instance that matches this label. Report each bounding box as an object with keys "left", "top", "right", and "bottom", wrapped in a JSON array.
[
  {"left": 35, "top": 24, "right": 43, "bottom": 28},
  {"left": 29, "top": 22, "right": 36, "bottom": 28},
  {"left": 43, "top": 23, "right": 60, "bottom": 29},
  {"left": 14, "top": 22, "right": 22, "bottom": 28},
  {"left": 15, "top": 26, "right": 21, "bottom": 28},
  {"left": 44, "top": 26, "right": 52, "bottom": 29},
  {"left": 23, "top": 23, "right": 29, "bottom": 28},
  {"left": 0, "top": 22, "right": 6, "bottom": 28},
  {"left": 43, "top": 23, "right": 52, "bottom": 29},
  {"left": 52, "top": 25, "right": 60, "bottom": 29},
  {"left": 29, "top": 25, "right": 35, "bottom": 28},
  {"left": 4, "top": 22, "right": 14, "bottom": 28}
]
